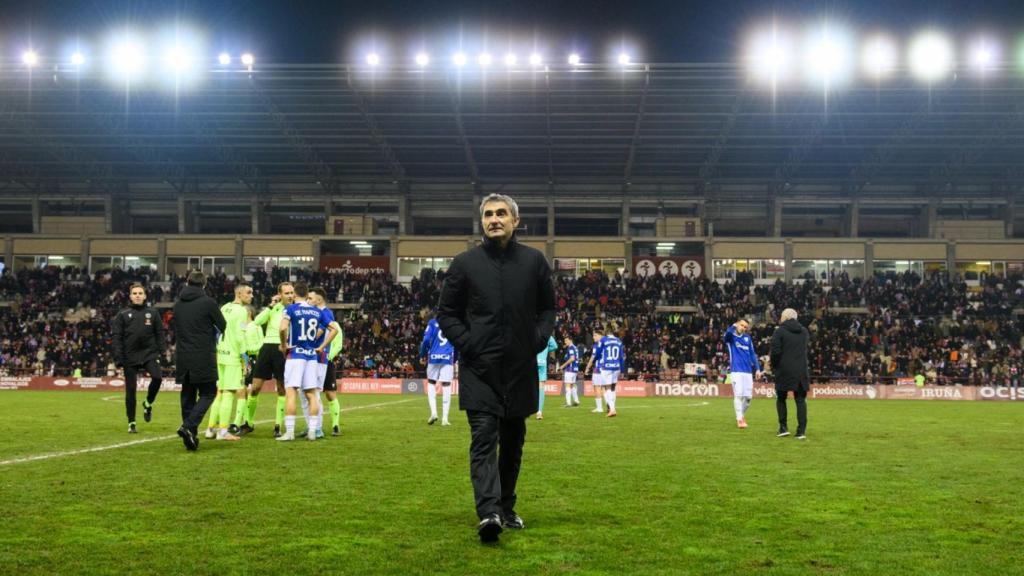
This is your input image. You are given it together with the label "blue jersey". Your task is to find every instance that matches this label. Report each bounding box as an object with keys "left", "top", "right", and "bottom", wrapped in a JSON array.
[
  {"left": 724, "top": 325, "right": 761, "bottom": 374},
  {"left": 537, "top": 336, "right": 557, "bottom": 367},
  {"left": 315, "top": 306, "right": 336, "bottom": 365},
  {"left": 563, "top": 344, "right": 580, "bottom": 373},
  {"left": 598, "top": 335, "right": 624, "bottom": 372},
  {"left": 284, "top": 302, "right": 326, "bottom": 361},
  {"left": 420, "top": 318, "right": 455, "bottom": 365}
]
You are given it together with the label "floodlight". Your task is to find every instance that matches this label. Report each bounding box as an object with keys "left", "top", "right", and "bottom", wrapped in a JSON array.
[
  {"left": 861, "top": 36, "right": 896, "bottom": 79},
  {"left": 477, "top": 52, "right": 493, "bottom": 67},
  {"left": 909, "top": 31, "right": 953, "bottom": 82},
  {"left": 969, "top": 39, "right": 999, "bottom": 73},
  {"left": 366, "top": 52, "right": 380, "bottom": 66},
  {"left": 504, "top": 52, "right": 517, "bottom": 66},
  {"left": 802, "top": 24, "right": 854, "bottom": 88},
  {"left": 110, "top": 38, "right": 146, "bottom": 79},
  {"left": 617, "top": 52, "right": 631, "bottom": 65},
  {"left": 71, "top": 52, "right": 86, "bottom": 66},
  {"left": 241, "top": 53, "right": 254, "bottom": 66},
  {"left": 529, "top": 52, "right": 543, "bottom": 66},
  {"left": 218, "top": 52, "right": 231, "bottom": 65},
  {"left": 568, "top": 53, "right": 581, "bottom": 65},
  {"left": 746, "top": 25, "right": 794, "bottom": 85},
  {"left": 453, "top": 51, "right": 467, "bottom": 67},
  {"left": 415, "top": 52, "right": 429, "bottom": 66},
  {"left": 22, "top": 50, "right": 39, "bottom": 67}
]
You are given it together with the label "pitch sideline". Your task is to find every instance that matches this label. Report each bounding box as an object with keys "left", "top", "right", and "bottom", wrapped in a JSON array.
[{"left": 0, "top": 398, "right": 415, "bottom": 468}]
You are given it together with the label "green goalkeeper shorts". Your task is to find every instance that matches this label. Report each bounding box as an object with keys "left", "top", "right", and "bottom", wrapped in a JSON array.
[{"left": 217, "top": 362, "right": 245, "bottom": 391}]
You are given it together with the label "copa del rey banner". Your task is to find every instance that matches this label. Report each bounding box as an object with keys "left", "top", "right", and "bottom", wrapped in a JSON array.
[
  {"left": 319, "top": 255, "right": 390, "bottom": 274},
  {"left": 633, "top": 257, "right": 704, "bottom": 279}
]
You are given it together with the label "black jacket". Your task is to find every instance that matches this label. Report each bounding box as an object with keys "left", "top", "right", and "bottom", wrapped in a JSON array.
[
  {"left": 770, "top": 318, "right": 811, "bottom": 392},
  {"left": 437, "top": 235, "right": 556, "bottom": 418},
  {"left": 171, "top": 285, "right": 226, "bottom": 383},
  {"left": 112, "top": 304, "right": 165, "bottom": 367}
]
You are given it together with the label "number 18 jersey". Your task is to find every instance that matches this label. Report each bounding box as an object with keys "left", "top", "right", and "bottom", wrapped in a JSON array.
[{"left": 283, "top": 302, "right": 326, "bottom": 361}]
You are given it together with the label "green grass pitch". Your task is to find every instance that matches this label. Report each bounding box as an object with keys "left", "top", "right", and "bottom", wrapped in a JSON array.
[{"left": 0, "top": 391, "right": 1021, "bottom": 575}]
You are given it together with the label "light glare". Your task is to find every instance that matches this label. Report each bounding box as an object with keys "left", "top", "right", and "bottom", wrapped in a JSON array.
[
  {"left": 568, "top": 53, "right": 581, "bottom": 65},
  {"left": 802, "top": 24, "right": 853, "bottom": 88},
  {"left": 22, "top": 50, "right": 39, "bottom": 67},
  {"left": 366, "top": 52, "right": 380, "bottom": 66},
  {"left": 453, "top": 52, "right": 467, "bottom": 67},
  {"left": 529, "top": 52, "right": 543, "bottom": 66},
  {"left": 415, "top": 52, "right": 429, "bottom": 66},
  {"left": 241, "top": 53, "right": 254, "bottom": 66},
  {"left": 617, "top": 52, "right": 631, "bottom": 65},
  {"left": 504, "top": 52, "right": 517, "bottom": 66},
  {"left": 477, "top": 52, "right": 492, "bottom": 67},
  {"left": 861, "top": 36, "right": 896, "bottom": 79},
  {"left": 218, "top": 52, "right": 231, "bottom": 65},
  {"left": 909, "top": 31, "right": 953, "bottom": 82},
  {"left": 747, "top": 26, "right": 794, "bottom": 85},
  {"left": 71, "top": 52, "right": 86, "bottom": 66}
]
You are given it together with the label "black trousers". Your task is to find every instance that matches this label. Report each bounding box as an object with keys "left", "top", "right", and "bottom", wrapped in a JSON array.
[
  {"left": 124, "top": 358, "right": 162, "bottom": 423},
  {"left": 776, "top": 388, "right": 808, "bottom": 434},
  {"left": 179, "top": 372, "right": 217, "bottom": 435},
  {"left": 467, "top": 410, "right": 527, "bottom": 520}
]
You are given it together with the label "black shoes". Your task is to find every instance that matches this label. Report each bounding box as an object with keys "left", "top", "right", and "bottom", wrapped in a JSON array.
[
  {"left": 142, "top": 401, "right": 153, "bottom": 423},
  {"left": 128, "top": 422, "right": 138, "bottom": 434},
  {"left": 477, "top": 514, "right": 503, "bottom": 543},
  {"left": 795, "top": 432, "right": 807, "bottom": 440},
  {"left": 777, "top": 428, "right": 790, "bottom": 437},
  {"left": 332, "top": 425, "right": 341, "bottom": 437},
  {"left": 177, "top": 427, "right": 198, "bottom": 451},
  {"left": 238, "top": 423, "right": 254, "bottom": 436},
  {"left": 273, "top": 425, "right": 282, "bottom": 438},
  {"left": 227, "top": 424, "right": 240, "bottom": 435},
  {"left": 502, "top": 512, "right": 525, "bottom": 530}
]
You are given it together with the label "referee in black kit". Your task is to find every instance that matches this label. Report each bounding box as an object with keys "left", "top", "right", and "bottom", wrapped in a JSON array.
[
  {"left": 112, "top": 282, "right": 165, "bottom": 434},
  {"left": 172, "top": 271, "right": 226, "bottom": 451}
]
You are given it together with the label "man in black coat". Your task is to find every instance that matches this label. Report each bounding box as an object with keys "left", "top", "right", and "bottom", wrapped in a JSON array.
[
  {"left": 438, "top": 193, "right": 556, "bottom": 543},
  {"left": 112, "top": 282, "right": 165, "bottom": 433},
  {"left": 172, "top": 271, "right": 226, "bottom": 451},
  {"left": 769, "top": 308, "right": 811, "bottom": 439}
]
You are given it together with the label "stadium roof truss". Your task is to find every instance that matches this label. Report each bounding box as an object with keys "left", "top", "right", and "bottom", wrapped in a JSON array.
[{"left": 0, "top": 63, "right": 1023, "bottom": 202}]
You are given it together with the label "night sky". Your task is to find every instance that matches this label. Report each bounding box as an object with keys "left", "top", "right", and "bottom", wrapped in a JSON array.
[{"left": 1, "top": 0, "right": 1022, "bottom": 63}]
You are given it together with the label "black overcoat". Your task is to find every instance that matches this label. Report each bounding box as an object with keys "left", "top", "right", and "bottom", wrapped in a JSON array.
[
  {"left": 437, "top": 235, "right": 556, "bottom": 418},
  {"left": 171, "top": 285, "right": 226, "bottom": 383},
  {"left": 769, "top": 318, "right": 811, "bottom": 392}
]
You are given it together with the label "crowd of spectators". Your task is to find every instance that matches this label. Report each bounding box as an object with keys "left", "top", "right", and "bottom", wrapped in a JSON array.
[{"left": 1, "top": 264, "right": 1022, "bottom": 387}]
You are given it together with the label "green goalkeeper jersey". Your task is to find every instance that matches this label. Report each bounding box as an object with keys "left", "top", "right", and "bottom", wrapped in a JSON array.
[{"left": 217, "top": 302, "right": 249, "bottom": 363}]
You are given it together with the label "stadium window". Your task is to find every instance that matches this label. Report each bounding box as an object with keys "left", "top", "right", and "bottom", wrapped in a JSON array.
[
  {"left": 15, "top": 255, "right": 83, "bottom": 271},
  {"left": 89, "top": 256, "right": 157, "bottom": 273},
  {"left": 167, "top": 256, "right": 236, "bottom": 277},
  {"left": 244, "top": 256, "right": 314, "bottom": 274},
  {"left": 830, "top": 260, "right": 864, "bottom": 279},
  {"left": 397, "top": 257, "right": 452, "bottom": 281}
]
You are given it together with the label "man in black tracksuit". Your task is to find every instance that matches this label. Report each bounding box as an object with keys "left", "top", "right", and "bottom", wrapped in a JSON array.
[
  {"left": 112, "top": 282, "right": 165, "bottom": 433},
  {"left": 172, "top": 271, "right": 227, "bottom": 451},
  {"left": 770, "top": 308, "right": 811, "bottom": 439},
  {"left": 438, "top": 193, "right": 556, "bottom": 543}
]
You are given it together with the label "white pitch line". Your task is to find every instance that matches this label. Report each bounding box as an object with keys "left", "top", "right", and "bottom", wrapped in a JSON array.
[
  {"left": 0, "top": 398, "right": 415, "bottom": 468},
  {"left": 612, "top": 401, "right": 711, "bottom": 409}
]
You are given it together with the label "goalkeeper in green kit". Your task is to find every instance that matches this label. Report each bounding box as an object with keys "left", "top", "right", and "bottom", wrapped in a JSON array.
[{"left": 204, "top": 283, "right": 254, "bottom": 441}]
